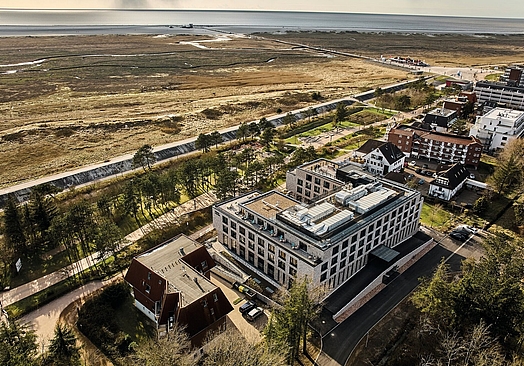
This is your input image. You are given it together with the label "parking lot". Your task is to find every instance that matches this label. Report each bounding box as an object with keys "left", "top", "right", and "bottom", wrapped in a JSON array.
[{"left": 210, "top": 274, "right": 266, "bottom": 341}]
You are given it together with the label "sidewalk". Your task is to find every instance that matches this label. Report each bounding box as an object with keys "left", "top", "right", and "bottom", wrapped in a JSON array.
[{"left": 1, "top": 191, "right": 218, "bottom": 307}]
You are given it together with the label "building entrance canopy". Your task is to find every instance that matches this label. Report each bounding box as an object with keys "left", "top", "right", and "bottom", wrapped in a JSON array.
[{"left": 370, "top": 245, "right": 400, "bottom": 263}]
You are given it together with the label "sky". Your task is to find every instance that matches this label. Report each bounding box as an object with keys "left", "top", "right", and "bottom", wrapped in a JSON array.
[{"left": 0, "top": 0, "right": 522, "bottom": 18}]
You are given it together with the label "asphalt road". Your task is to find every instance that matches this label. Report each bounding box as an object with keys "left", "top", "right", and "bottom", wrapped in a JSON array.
[{"left": 321, "top": 243, "right": 464, "bottom": 365}]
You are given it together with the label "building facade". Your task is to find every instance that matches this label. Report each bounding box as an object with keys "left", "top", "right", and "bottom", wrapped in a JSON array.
[
  {"left": 470, "top": 107, "right": 524, "bottom": 151},
  {"left": 125, "top": 235, "right": 233, "bottom": 346},
  {"left": 357, "top": 140, "right": 405, "bottom": 176},
  {"left": 428, "top": 164, "right": 471, "bottom": 201},
  {"left": 387, "top": 124, "right": 483, "bottom": 168},
  {"left": 286, "top": 158, "right": 344, "bottom": 204},
  {"left": 474, "top": 81, "right": 524, "bottom": 111},
  {"left": 213, "top": 170, "right": 422, "bottom": 293},
  {"left": 422, "top": 108, "right": 458, "bottom": 132}
]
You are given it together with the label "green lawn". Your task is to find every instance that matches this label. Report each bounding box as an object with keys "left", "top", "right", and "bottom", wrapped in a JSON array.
[
  {"left": 420, "top": 202, "right": 452, "bottom": 230},
  {"left": 484, "top": 73, "right": 502, "bottom": 81},
  {"left": 114, "top": 294, "right": 157, "bottom": 342}
]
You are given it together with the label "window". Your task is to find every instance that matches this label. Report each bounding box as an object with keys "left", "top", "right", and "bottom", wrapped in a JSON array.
[
  {"left": 320, "top": 273, "right": 327, "bottom": 282},
  {"left": 278, "top": 260, "right": 286, "bottom": 270},
  {"left": 323, "top": 181, "right": 330, "bottom": 189},
  {"left": 268, "top": 244, "right": 275, "bottom": 253},
  {"left": 145, "top": 284, "right": 151, "bottom": 293},
  {"left": 201, "top": 260, "right": 208, "bottom": 269},
  {"left": 332, "top": 245, "right": 339, "bottom": 255},
  {"left": 305, "top": 182, "right": 312, "bottom": 189},
  {"left": 297, "top": 178, "right": 303, "bottom": 186},
  {"left": 290, "top": 257, "right": 298, "bottom": 267},
  {"left": 258, "top": 238, "right": 264, "bottom": 246},
  {"left": 222, "top": 216, "right": 228, "bottom": 225},
  {"left": 342, "top": 240, "right": 349, "bottom": 249},
  {"left": 289, "top": 267, "right": 297, "bottom": 276},
  {"left": 314, "top": 186, "right": 320, "bottom": 193},
  {"left": 341, "top": 250, "right": 347, "bottom": 259},
  {"left": 147, "top": 272, "right": 151, "bottom": 280},
  {"left": 321, "top": 262, "right": 328, "bottom": 272},
  {"left": 330, "top": 267, "right": 337, "bottom": 276},
  {"left": 231, "top": 222, "right": 236, "bottom": 230},
  {"left": 279, "top": 251, "right": 287, "bottom": 260},
  {"left": 248, "top": 232, "right": 255, "bottom": 241},
  {"left": 314, "top": 177, "right": 321, "bottom": 185},
  {"left": 268, "top": 253, "right": 275, "bottom": 263},
  {"left": 306, "top": 174, "right": 312, "bottom": 182},
  {"left": 305, "top": 190, "right": 311, "bottom": 197},
  {"left": 213, "top": 293, "right": 218, "bottom": 302},
  {"left": 222, "top": 225, "right": 228, "bottom": 234},
  {"left": 202, "top": 299, "right": 208, "bottom": 308},
  {"left": 297, "top": 187, "right": 303, "bottom": 193},
  {"left": 239, "top": 226, "right": 246, "bottom": 235},
  {"left": 331, "top": 257, "right": 338, "bottom": 265}
]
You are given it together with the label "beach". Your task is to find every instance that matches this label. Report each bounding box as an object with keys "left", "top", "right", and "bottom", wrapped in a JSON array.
[{"left": 1, "top": 14, "right": 524, "bottom": 187}]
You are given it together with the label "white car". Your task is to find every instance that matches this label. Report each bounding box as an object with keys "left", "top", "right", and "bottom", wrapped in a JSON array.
[
  {"left": 457, "top": 225, "right": 478, "bottom": 234},
  {"left": 408, "top": 161, "right": 417, "bottom": 167},
  {"left": 245, "top": 307, "right": 264, "bottom": 322}
]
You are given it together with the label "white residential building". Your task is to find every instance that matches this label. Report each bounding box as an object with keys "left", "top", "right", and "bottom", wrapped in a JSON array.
[
  {"left": 470, "top": 107, "right": 524, "bottom": 151},
  {"left": 355, "top": 140, "right": 405, "bottom": 176},
  {"left": 213, "top": 170, "right": 422, "bottom": 294},
  {"left": 428, "top": 164, "right": 470, "bottom": 201}
]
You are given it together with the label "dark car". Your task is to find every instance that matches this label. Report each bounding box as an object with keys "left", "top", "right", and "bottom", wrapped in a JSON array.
[
  {"left": 424, "top": 170, "right": 434, "bottom": 176},
  {"left": 422, "top": 163, "right": 429, "bottom": 169},
  {"left": 239, "top": 300, "right": 256, "bottom": 314},
  {"left": 450, "top": 229, "right": 469, "bottom": 241},
  {"left": 415, "top": 168, "right": 422, "bottom": 174}
]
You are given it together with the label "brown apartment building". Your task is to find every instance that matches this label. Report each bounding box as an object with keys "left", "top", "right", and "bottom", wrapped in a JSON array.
[
  {"left": 125, "top": 234, "right": 233, "bottom": 347},
  {"left": 387, "top": 124, "right": 483, "bottom": 168}
]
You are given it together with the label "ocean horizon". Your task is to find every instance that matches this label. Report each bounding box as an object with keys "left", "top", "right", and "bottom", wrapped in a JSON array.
[{"left": 1, "top": 9, "right": 524, "bottom": 36}]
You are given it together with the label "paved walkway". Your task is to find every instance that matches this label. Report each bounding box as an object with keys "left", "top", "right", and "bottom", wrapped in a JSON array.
[{"left": 1, "top": 191, "right": 218, "bottom": 307}]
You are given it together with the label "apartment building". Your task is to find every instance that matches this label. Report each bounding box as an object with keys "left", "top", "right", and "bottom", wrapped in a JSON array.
[
  {"left": 470, "top": 107, "right": 524, "bottom": 151},
  {"left": 387, "top": 124, "right": 483, "bottom": 168},
  {"left": 213, "top": 170, "right": 422, "bottom": 293},
  {"left": 474, "top": 81, "right": 524, "bottom": 111},
  {"left": 286, "top": 158, "right": 344, "bottom": 203},
  {"left": 422, "top": 108, "right": 458, "bottom": 132}
]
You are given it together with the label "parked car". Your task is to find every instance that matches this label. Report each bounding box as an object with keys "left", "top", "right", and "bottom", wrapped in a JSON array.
[
  {"left": 408, "top": 161, "right": 417, "bottom": 167},
  {"left": 415, "top": 168, "right": 422, "bottom": 174},
  {"left": 450, "top": 231, "right": 468, "bottom": 242},
  {"left": 457, "top": 225, "right": 478, "bottom": 234},
  {"left": 422, "top": 163, "right": 429, "bottom": 169},
  {"left": 424, "top": 171, "right": 434, "bottom": 177},
  {"left": 245, "top": 307, "right": 264, "bottom": 321},
  {"left": 239, "top": 300, "right": 256, "bottom": 314},
  {"left": 469, "top": 173, "right": 476, "bottom": 179},
  {"left": 407, "top": 173, "right": 414, "bottom": 179},
  {"left": 418, "top": 178, "right": 425, "bottom": 185}
]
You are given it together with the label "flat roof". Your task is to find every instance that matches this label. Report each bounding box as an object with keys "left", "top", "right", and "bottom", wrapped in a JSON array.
[
  {"left": 481, "top": 107, "right": 524, "bottom": 122},
  {"left": 244, "top": 191, "right": 297, "bottom": 220},
  {"left": 137, "top": 235, "right": 216, "bottom": 305}
]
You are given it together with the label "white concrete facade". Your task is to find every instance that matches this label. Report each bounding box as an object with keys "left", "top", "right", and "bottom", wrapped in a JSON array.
[
  {"left": 470, "top": 108, "right": 524, "bottom": 151},
  {"left": 213, "top": 170, "right": 423, "bottom": 294}
]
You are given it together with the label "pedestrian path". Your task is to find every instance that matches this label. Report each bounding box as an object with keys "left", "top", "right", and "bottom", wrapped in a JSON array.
[{"left": 1, "top": 191, "right": 218, "bottom": 307}]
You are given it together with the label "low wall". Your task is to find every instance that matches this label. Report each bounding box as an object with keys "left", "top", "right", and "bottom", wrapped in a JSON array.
[{"left": 333, "top": 237, "right": 435, "bottom": 322}]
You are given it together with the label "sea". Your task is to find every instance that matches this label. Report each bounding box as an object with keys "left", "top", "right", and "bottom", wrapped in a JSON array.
[{"left": 0, "top": 9, "right": 524, "bottom": 36}]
